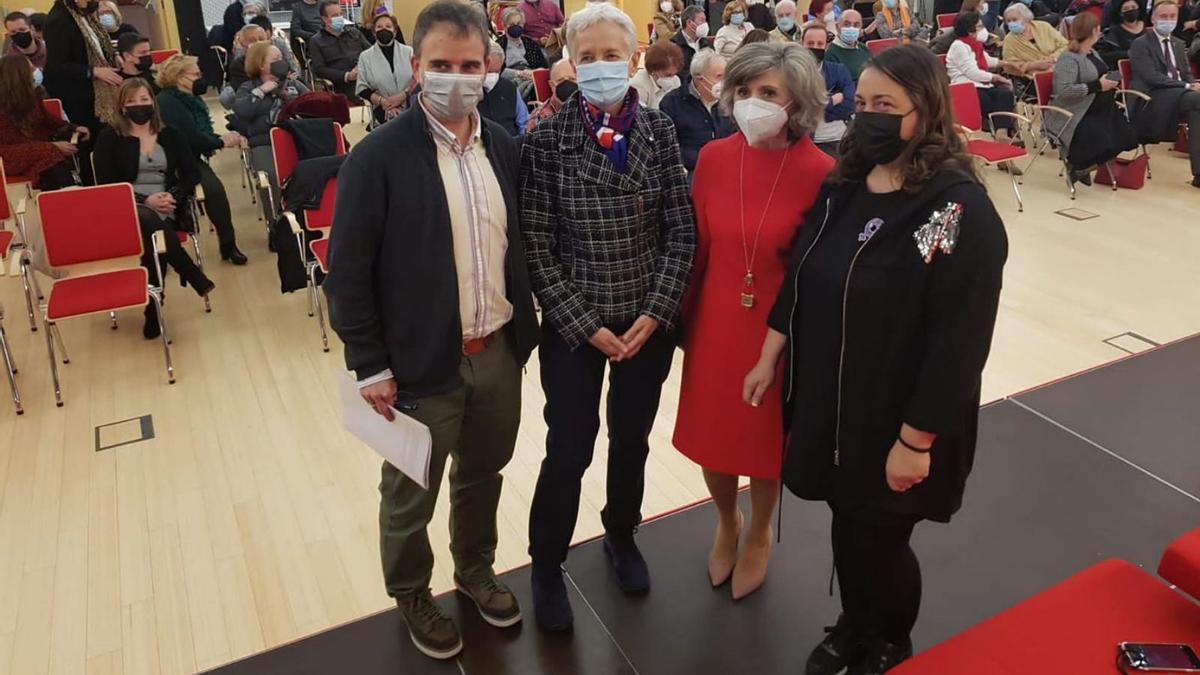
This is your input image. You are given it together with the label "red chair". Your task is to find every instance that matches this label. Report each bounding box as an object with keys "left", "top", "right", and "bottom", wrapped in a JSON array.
[
  {"left": 1029, "top": 70, "right": 1079, "bottom": 198},
  {"left": 866, "top": 37, "right": 898, "bottom": 55},
  {"left": 949, "top": 82, "right": 1030, "bottom": 211},
  {"left": 36, "top": 184, "right": 176, "bottom": 406},
  {"left": 0, "top": 226, "right": 20, "bottom": 414},
  {"left": 270, "top": 125, "right": 346, "bottom": 352},
  {"left": 0, "top": 160, "right": 37, "bottom": 333},
  {"left": 936, "top": 12, "right": 956, "bottom": 29},
  {"left": 41, "top": 98, "right": 64, "bottom": 121},
  {"left": 532, "top": 68, "right": 551, "bottom": 103},
  {"left": 149, "top": 49, "right": 179, "bottom": 65},
  {"left": 1117, "top": 58, "right": 1157, "bottom": 177}
]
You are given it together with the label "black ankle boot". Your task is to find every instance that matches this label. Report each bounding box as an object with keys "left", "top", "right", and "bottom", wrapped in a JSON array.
[
  {"left": 530, "top": 564, "right": 573, "bottom": 633},
  {"left": 220, "top": 243, "right": 248, "bottom": 265},
  {"left": 191, "top": 275, "right": 215, "bottom": 298},
  {"left": 603, "top": 531, "right": 650, "bottom": 595},
  {"left": 846, "top": 637, "right": 913, "bottom": 675},
  {"left": 806, "top": 614, "right": 866, "bottom": 675}
]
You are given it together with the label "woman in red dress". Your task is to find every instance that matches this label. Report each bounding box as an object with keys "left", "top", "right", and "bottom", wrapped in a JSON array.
[
  {"left": 674, "top": 41, "right": 833, "bottom": 599},
  {"left": 0, "top": 54, "right": 85, "bottom": 189}
]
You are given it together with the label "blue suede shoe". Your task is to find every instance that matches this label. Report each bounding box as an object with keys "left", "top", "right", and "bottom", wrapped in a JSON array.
[
  {"left": 603, "top": 533, "right": 650, "bottom": 595},
  {"left": 531, "top": 564, "right": 573, "bottom": 633}
]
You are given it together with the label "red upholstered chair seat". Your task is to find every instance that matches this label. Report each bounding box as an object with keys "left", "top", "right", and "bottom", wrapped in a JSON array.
[
  {"left": 46, "top": 269, "right": 148, "bottom": 320},
  {"left": 892, "top": 559, "right": 1200, "bottom": 674},
  {"left": 0, "top": 230, "right": 13, "bottom": 258},
  {"left": 965, "top": 139, "right": 1027, "bottom": 164},
  {"left": 1160, "top": 529, "right": 1200, "bottom": 602},
  {"left": 310, "top": 238, "right": 328, "bottom": 273}
]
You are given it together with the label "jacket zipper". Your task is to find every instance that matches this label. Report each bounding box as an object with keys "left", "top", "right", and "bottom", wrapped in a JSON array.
[
  {"left": 833, "top": 227, "right": 882, "bottom": 466},
  {"left": 784, "top": 197, "right": 833, "bottom": 403}
]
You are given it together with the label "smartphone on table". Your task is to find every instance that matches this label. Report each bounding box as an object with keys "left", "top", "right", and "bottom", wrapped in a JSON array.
[{"left": 1119, "top": 643, "right": 1200, "bottom": 672}]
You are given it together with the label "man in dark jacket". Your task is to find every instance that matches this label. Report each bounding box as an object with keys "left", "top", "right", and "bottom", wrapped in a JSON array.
[
  {"left": 479, "top": 41, "right": 529, "bottom": 137},
  {"left": 802, "top": 22, "right": 855, "bottom": 156},
  {"left": 115, "top": 33, "right": 158, "bottom": 92},
  {"left": 323, "top": 0, "right": 539, "bottom": 663},
  {"left": 521, "top": 2, "right": 696, "bottom": 636},
  {"left": 1129, "top": 0, "right": 1200, "bottom": 186},
  {"left": 659, "top": 48, "right": 733, "bottom": 173},
  {"left": 309, "top": 0, "right": 370, "bottom": 102},
  {"left": 672, "top": 4, "right": 716, "bottom": 83}
]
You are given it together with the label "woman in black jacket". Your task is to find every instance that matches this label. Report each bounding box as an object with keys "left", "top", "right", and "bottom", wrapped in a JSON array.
[
  {"left": 744, "top": 46, "right": 1007, "bottom": 675},
  {"left": 94, "top": 78, "right": 215, "bottom": 338},
  {"left": 42, "top": 0, "right": 120, "bottom": 137}
]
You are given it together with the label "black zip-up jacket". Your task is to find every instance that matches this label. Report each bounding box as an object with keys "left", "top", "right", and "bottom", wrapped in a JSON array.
[
  {"left": 323, "top": 104, "right": 539, "bottom": 397},
  {"left": 93, "top": 125, "right": 199, "bottom": 204},
  {"left": 768, "top": 169, "right": 1007, "bottom": 523}
]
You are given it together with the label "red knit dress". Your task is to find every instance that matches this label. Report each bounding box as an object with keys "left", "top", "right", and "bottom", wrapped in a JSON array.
[
  {"left": 0, "top": 104, "right": 68, "bottom": 185},
  {"left": 673, "top": 133, "right": 832, "bottom": 479}
]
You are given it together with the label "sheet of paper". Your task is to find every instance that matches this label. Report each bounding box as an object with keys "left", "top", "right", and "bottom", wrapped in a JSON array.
[{"left": 338, "top": 373, "right": 432, "bottom": 489}]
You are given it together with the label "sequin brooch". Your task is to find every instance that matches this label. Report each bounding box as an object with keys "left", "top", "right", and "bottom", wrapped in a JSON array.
[{"left": 913, "top": 202, "right": 963, "bottom": 264}]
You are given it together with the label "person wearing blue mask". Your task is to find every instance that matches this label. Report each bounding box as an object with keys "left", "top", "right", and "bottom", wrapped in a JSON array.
[
  {"left": 520, "top": 1, "right": 695, "bottom": 636},
  {"left": 497, "top": 6, "right": 547, "bottom": 99},
  {"left": 97, "top": 1, "right": 136, "bottom": 39},
  {"left": 1001, "top": 2, "right": 1067, "bottom": 76},
  {"left": 1129, "top": 0, "right": 1200, "bottom": 186},
  {"left": 309, "top": 0, "right": 370, "bottom": 102},
  {"left": 873, "top": 0, "right": 930, "bottom": 42},
  {"left": 717, "top": 1, "right": 756, "bottom": 56},
  {"left": 827, "top": 9, "right": 870, "bottom": 81},
  {"left": 770, "top": 0, "right": 802, "bottom": 41}
]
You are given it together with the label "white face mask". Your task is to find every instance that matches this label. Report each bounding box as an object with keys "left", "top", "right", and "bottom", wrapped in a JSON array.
[
  {"left": 733, "top": 97, "right": 790, "bottom": 145},
  {"left": 746, "top": 0, "right": 762, "bottom": 4},
  {"left": 660, "top": 1, "right": 673, "bottom": 12},
  {"left": 980, "top": 2, "right": 989, "bottom": 13},
  {"left": 483, "top": 72, "right": 500, "bottom": 90},
  {"left": 694, "top": 21, "right": 710, "bottom": 38},
  {"left": 655, "top": 74, "right": 681, "bottom": 90},
  {"left": 421, "top": 71, "right": 485, "bottom": 120},
  {"left": 975, "top": 27, "right": 989, "bottom": 41}
]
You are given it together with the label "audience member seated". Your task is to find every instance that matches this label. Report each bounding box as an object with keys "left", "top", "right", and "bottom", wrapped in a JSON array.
[
  {"left": 289, "top": 0, "right": 322, "bottom": 44},
  {"left": 233, "top": 41, "right": 310, "bottom": 198},
  {"left": 660, "top": 48, "right": 733, "bottom": 174},
  {"left": 527, "top": 58, "right": 575, "bottom": 132},
  {"left": 717, "top": 2, "right": 755, "bottom": 57},
  {"left": 747, "top": 0, "right": 778, "bottom": 31},
  {"left": 932, "top": 0, "right": 994, "bottom": 53},
  {"left": 98, "top": 1, "right": 136, "bottom": 41},
  {"left": 1048, "top": 12, "right": 1137, "bottom": 185},
  {"left": 672, "top": 6, "right": 715, "bottom": 79},
  {"left": 220, "top": 24, "right": 268, "bottom": 108},
  {"left": 826, "top": 10, "right": 869, "bottom": 82},
  {"left": 808, "top": 0, "right": 843, "bottom": 33},
  {"left": 5, "top": 11, "right": 46, "bottom": 70},
  {"left": 115, "top": 33, "right": 156, "bottom": 91},
  {"left": 1129, "top": 0, "right": 1200, "bottom": 187},
  {"left": 802, "top": 22, "right": 855, "bottom": 156},
  {"left": 44, "top": 0, "right": 121, "bottom": 138},
  {"left": 1098, "top": 0, "right": 1148, "bottom": 66},
  {"left": 220, "top": 0, "right": 244, "bottom": 52},
  {"left": 1175, "top": 0, "right": 1198, "bottom": 43},
  {"left": 771, "top": 0, "right": 801, "bottom": 42},
  {"left": 93, "top": 79, "right": 215, "bottom": 338},
  {"left": 0, "top": 53, "right": 85, "bottom": 189},
  {"left": 948, "top": 11, "right": 1018, "bottom": 140},
  {"left": 155, "top": 54, "right": 248, "bottom": 265},
  {"left": 872, "top": 0, "right": 930, "bottom": 42},
  {"left": 479, "top": 41, "right": 528, "bottom": 137},
  {"left": 244, "top": 6, "right": 300, "bottom": 76},
  {"left": 654, "top": 0, "right": 682, "bottom": 43},
  {"left": 1003, "top": 3, "right": 1068, "bottom": 76},
  {"left": 499, "top": 7, "right": 548, "bottom": 99},
  {"left": 309, "top": 0, "right": 370, "bottom": 103},
  {"left": 356, "top": 12, "right": 414, "bottom": 128},
  {"left": 1066, "top": 0, "right": 1108, "bottom": 23},
  {"left": 520, "top": 0, "right": 566, "bottom": 44},
  {"left": 631, "top": 40, "right": 684, "bottom": 108},
  {"left": 356, "top": 0, "right": 405, "bottom": 45}
]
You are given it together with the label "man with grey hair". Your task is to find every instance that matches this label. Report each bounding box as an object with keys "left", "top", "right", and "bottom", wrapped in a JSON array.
[
  {"left": 826, "top": 8, "right": 870, "bottom": 82},
  {"left": 479, "top": 41, "right": 530, "bottom": 136},
  {"left": 660, "top": 48, "right": 734, "bottom": 172},
  {"left": 770, "top": 0, "right": 801, "bottom": 42},
  {"left": 324, "top": 0, "right": 539, "bottom": 661},
  {"left": 522, "top": 1, "right": 696, "bottom": 634},
  {"left": 672, "top": 4, "right": 715, "bottom": 80}
]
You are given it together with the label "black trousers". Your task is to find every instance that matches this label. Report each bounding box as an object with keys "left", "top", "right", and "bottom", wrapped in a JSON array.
[
  {"left": 197, "top": 160, "right": 238, "bottom": 247},
  {"left": 528, "top": 322, "right": 675, "bottom": 566},
  {"left": 136, "top": 205, "right": 207, "bottom": 290},
  {"left": 1179, "top": 89, "right": 1200, "bottom": 176},
  {"left": 831, "top": 504, "right": 923, "bottom": 644},
  {"left": 976, "top": 85, "right": 1015, "bottom": 131}
]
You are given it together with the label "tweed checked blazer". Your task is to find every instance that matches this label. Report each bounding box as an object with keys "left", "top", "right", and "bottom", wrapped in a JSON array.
[{"left": 520, "top": 94, "right": 697, "bottom": 349}]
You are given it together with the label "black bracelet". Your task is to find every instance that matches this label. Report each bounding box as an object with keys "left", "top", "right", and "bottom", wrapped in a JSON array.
[{"left": 898, "top": 436, "right": 931, "bottom": 454}]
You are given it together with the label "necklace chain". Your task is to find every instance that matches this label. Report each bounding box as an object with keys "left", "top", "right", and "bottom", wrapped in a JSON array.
[{"left": 739, "top": 140, "right": 792, "bottom": 303}]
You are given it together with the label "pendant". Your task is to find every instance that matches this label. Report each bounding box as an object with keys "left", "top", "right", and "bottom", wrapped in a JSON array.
[
  {"left": 741, "top": 272, "right": 755, "bottom": 309},
  {"left": 743, "top": 272, "right": 754, "bottom": 286},
  {"left": 740, "top": 292, "right": 755, "bottom": 309}
]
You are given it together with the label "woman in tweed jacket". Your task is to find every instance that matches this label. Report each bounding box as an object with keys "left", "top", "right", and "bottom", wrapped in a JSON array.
[{"left": 519, "top": 2, "right": 696, "bottom": 636}]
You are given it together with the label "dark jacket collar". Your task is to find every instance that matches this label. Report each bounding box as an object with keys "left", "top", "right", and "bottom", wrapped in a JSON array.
[
  {"left": 555, "top": 93, "right": 655, "bottom": 193},
  {"left": 826, "top": 166, "right": 979, "bottom": 227}
]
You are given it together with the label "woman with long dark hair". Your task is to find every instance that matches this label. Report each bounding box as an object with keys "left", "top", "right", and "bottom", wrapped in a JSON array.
[
  {"left": 0, "top": 53, "right": 86, "bottom": 189},
  {"left": 744, "top": 45, "right": 1007, "bottom": 674}
]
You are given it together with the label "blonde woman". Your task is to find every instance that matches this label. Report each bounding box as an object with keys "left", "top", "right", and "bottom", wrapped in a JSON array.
[
  {"left": 653, "top": 0, "right": 683, "bottom": 43},
  {"left": 97, "top": 0, "right": 136, "bottom": 39},
  {"left": 716, "top": 1, "right": 755, "bottom": 57}
]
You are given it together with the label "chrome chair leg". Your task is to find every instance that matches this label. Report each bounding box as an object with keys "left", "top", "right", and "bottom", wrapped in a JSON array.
[
  {"left": 149, "top": 292, "right": 175, "bottom": 384},
  {"left": 42, "top": 316, "right": 62, "bottom": 407},
  {"left": 0, "top": 320, "right": 21, "bottom": 415},
  {"left": 1009, "top": 171, "right": 1024, "bottom": 213},
  {"left": 310, "top": 266, "right": 329, "bottom": 353},
  {"left": 50, "top": 321, "right": 69, "bottom": 364},
  {"left": 1105, "top": 161, "right": 1118, "bottom": 191},
  {"left": 110, "top": 311, "right": 118, "bottom": 330},
  {"left": 20, "top": 256, "right": 36, "bottom": 332}
]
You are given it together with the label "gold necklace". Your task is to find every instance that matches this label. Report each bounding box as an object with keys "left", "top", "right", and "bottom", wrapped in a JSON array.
[{"left": 738, "top": 140, "right": 791, "bottom": 309}]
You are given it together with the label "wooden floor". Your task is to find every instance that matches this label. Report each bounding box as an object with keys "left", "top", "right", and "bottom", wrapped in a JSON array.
[{"left": 1, "top": 110, "right": 1199, "bottom": 674}]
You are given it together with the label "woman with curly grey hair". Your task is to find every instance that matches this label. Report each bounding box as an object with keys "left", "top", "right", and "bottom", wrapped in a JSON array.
[{"left": 673, "top": 41, "right": 833, "bottom": 601}]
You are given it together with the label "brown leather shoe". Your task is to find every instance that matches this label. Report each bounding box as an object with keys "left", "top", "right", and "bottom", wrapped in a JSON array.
[
  {"left": 455, "top": 574, "right": 522, "bottom": 628},
  {"left": 397, "top": 590, "right": 463, "bottom": 660}
]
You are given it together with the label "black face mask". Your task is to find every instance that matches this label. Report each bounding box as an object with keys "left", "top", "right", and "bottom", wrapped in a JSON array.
[
  {"left": 137, "top": 54, "right": 153, "bottom": 71},
  {"left": 269, "top": 60, "right": 290, "bottom": 79},
  {"left": 1121, "top": 8, "right": 1140, "bottom": 22},
  {"left": 554, "top": 80, "right": 578, "bottom": 102},
  {"left": 853, "top": 111, "right": 910, "bottom": 166},
  {"left": 11, "top": 31, "right": 34, "bottom": 49},
  {"left": 809, "top": 47, "right": 826, "bottom": 61},
  {"left": 191, "top": 77, "right": 207, "bottom": 96},
  {"left": 83, "top": 0, "right": 99, "bottom": 13},
  {"left": 375, "top": 29, "right": 394, "bottom": 45},
  {"left": 125, "top": 104, "right": 155, "bottom": 125}
]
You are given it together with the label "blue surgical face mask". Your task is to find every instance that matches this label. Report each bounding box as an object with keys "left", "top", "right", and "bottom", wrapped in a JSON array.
[
  {"left": 883, "top": 0, "right": 898, "bottom": 9},
  {"left": 99, "top": 13, "right": 117, "bottom": 29},
  {"left": 1153, "top": 19, "right": 1176, "bottom": 36},
  {"left": 330, "top": 15, "right": 346, "bottom": 31},
  {"left": 777, "top": 16, "right": 795, "bottom": 31},
  {"left": 731, "top": 12, "right": 745, "bottom": 25},
  {"left": 1007, "top": 20, "right": 1025, "bottom": 33},
  {"left": 243, "top": 13, "right": 256, "bottom": 23},
  {"left": 839, "top": 26, "right": 860, "bottom": 43},
  {"left": 576, "top": 59, "right": 630, "bottom": 109},
  {"left": 32, "top": 67, "right": 43, "bottom": 87}
]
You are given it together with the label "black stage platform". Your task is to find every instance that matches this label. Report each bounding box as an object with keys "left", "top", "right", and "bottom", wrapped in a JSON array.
[{"left": 208, "top": 336, "right": 1200, "bottom": 675}]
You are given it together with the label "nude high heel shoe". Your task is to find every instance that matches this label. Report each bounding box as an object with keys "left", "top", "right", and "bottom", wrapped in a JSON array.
[
  {"left": 731, "top": 525, "right": 773, "bottom": 600},
  {"left": 708, "top": 510, "right": 743, "bottom": 587}
]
